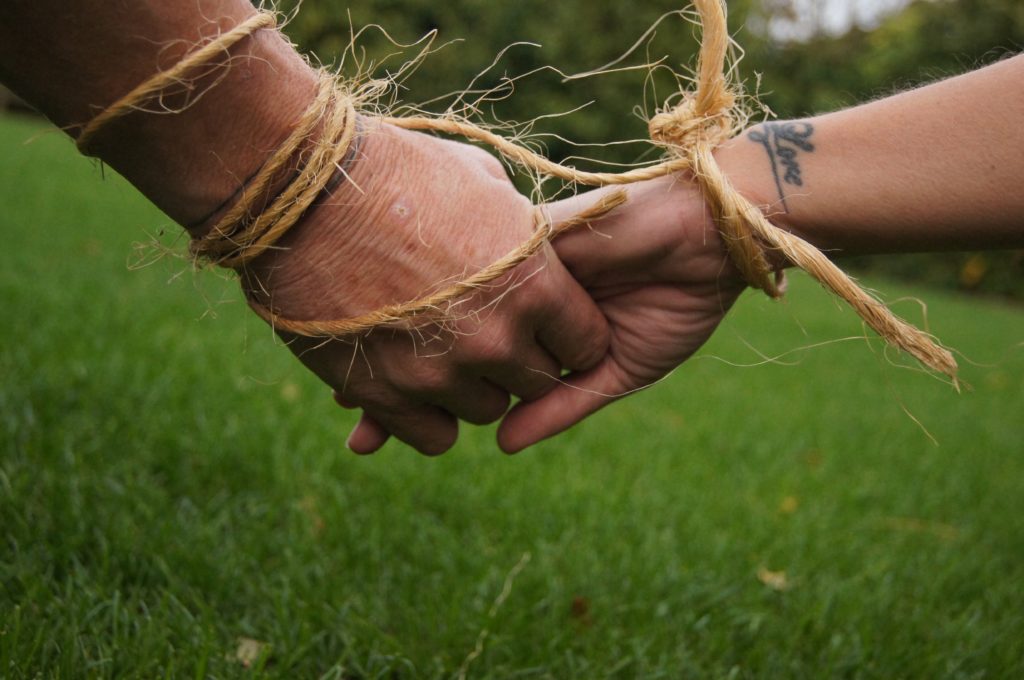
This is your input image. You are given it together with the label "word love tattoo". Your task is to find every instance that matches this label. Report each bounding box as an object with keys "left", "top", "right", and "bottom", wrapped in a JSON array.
[{"left": 748, "top": 121, "right": 815, "bottom": 212}]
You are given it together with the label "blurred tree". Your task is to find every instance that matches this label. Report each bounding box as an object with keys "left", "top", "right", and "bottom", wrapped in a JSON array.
[{"left": 745, "top": 0, "right": 1024, "bottom": 117}]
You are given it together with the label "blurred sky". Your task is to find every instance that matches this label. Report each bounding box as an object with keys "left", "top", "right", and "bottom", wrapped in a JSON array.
[{"left": 768, "top": 0, "right": 913, "bottom": 40}]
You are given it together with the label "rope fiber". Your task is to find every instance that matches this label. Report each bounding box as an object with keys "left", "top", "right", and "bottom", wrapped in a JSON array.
[{"left": 75, "top": 0, "right": 958, "bottom": 382}]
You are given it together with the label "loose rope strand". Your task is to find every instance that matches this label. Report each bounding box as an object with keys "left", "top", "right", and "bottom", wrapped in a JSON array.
[
  {"left": 74, "top": 2, "right": 958, "bottom": 382},
  {"left": 75, "top": 12, "right": 277, "bottom": 154},
  {"left": 383, "top": 116, "right": 695, "bottom": 186},
  {"left": 247, "top": 190, "right": 631, "bottom": 336},
  {"left": 190, "top": 75, "right": 337, "bottom": 260}
]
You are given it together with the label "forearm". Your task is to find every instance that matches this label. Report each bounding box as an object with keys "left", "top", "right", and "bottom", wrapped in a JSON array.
[
  {"left": 716, "top": 54, "right": 1024, "bottom": 256},
  {"left": 0, "top": 0, "right": 317, "bottom": 228}
]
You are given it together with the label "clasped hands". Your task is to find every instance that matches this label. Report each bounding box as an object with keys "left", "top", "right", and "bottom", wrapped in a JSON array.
[{"left": 245, "top": 120, "right": 751, "bottom": 455}]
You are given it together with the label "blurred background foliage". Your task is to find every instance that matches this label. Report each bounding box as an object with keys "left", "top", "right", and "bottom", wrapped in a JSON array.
[
  {"left": 275, "top": 0, "right": 1022, "bottom": 298},
  {"left": 277, "top": 0, "right": 1022, "bottom": 157}
]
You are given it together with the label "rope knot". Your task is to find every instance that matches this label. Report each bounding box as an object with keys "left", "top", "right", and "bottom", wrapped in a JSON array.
[{"left": 648, "top": 97, "right": 732, "bottom": 150}]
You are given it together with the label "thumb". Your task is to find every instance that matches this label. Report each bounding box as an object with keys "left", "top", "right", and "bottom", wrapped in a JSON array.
[
  {"left": 544, "top": 186, "right": 630, "bottom": 287},
  {"left": 496, "top": 356, "right": 631, "bottom": 453}
]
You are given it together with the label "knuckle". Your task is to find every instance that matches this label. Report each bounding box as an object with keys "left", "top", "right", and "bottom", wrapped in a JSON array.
[
  {"left": 465, "top": 324, "right": 519, "bottom": 369},
  {"left": 462, "top": 144, "right": 507, "bottom": 179},
  {"left": 342, "top": 380, "right": 394, "bottom": 411},
  {"left": 479, "top": 151, "right": 508, "bottom": 181},
  {"left": 439, "top": 139, "right": 507, "bottom": 182},
  {"left": 391, "top": 359, "right": 453, "bottom": 397}
]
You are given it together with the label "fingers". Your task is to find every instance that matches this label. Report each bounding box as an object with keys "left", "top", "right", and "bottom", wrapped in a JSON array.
[
  {"left": 334, "top": 391, "right": 391, "bottom": 454},
  {"left": 544, "top": 187, "right": 626, "bottom": 286},
  {"left": 354, "top": 392, "right": 458, "bottom": 456},
  {"left": 323, "top": 247, "right": 610, "bottom": 454},
  {"left": 346, "top": 411, "right": 390, "bottom": 454},
  {"left": 496, "top": 356, "right": 628, "bottom": 454},
  {"left": 547, "top": 178, "right": 706, "bottom": 288},
  {"left": 337, "top": 372, "right": 507, "bottom": 455},
  {"left": 331, "top": 355, "right": 511, "bottom": 455},
  {"left": 403, "top": 376, "right": 510, "bottom": 426},
  {"left": 380, "top": 350, "right": 511, "bottom": 425},
  {"left": 313, "top": 242, "right": 611, "bottom": 454},
  {"left": 480, "top": 342, "right": 562, "bottom": 402},
  {"left": 533, "top": 248, "right": 610, "bottom": 372}
]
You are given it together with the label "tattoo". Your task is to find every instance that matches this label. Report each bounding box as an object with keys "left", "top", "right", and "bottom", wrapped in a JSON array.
[{"left": 747, "top": 121, "right": 815, "bottom": 212}]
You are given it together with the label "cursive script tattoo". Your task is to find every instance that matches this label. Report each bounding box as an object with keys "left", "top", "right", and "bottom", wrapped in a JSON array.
[{"left": 747, "top": 121, "right": 815, "bottom": 212}]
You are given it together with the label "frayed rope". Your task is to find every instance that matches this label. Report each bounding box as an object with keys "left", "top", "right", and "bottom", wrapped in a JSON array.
[{"left": 74, "top": 0, "right": 957, "bottom": 382}]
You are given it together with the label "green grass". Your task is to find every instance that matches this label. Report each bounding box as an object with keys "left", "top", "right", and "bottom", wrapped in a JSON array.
[{"left": 2, "top": 112, "right": 1023, "bottom": 679}]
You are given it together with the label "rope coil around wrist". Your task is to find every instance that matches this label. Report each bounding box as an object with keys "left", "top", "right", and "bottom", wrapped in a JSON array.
[{"left": 75, "top": 0, "right": 957, "bottom": 382}]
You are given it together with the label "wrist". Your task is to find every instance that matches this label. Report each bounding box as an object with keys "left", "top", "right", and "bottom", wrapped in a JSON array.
[
  {"left": 713, "top": 123, "right": 804, "bottom": 270},
  {"left": 713, "top": 125, "right": 788, "bottom": 225},
  {"left": 83, "top": 18, "right": 320, "bottom": 229}
]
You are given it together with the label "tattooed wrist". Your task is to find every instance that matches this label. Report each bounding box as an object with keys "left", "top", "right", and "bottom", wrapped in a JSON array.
[{"left": 747, "top": 121, "right": 815, "bottom": 212}]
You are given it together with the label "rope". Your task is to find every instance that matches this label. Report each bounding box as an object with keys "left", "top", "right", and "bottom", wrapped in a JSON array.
[
  {"left": 245, "top": 190, "right": 630, "bottom": 336},
  {"left": 74, "top": 0, "right": 957, "bottom": 381},
  {"left": 75, "top": 12, "right": 278, "bottom": 154}
]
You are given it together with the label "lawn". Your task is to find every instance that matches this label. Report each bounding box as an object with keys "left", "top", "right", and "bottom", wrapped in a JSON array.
[{"left": 1, "top": 112, "right": 1023, "bottom": 678}]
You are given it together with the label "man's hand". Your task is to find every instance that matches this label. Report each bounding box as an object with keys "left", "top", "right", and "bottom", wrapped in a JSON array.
[
  {"left": 246, "top": 120, "right": 610, "bottom": 455},
  {"left": 496, "top": 175, "right": 747, "bottom": 453},
  {"left": 0, "top": 0, "right": 611, "bottom": 457}
]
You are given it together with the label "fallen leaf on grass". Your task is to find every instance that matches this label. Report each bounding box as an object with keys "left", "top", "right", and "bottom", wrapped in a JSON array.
[
  {"left": 779, "top": 496, "right": 799, "bottom": 514},
  {"left": 802, "top": 449, "right": 824, "bottom": 470},
  {"left": 570, "top": 595, "right": 592, "bottom": 627},
  {"left": 280, "top": 381, "right": 301, "bottom": 402},
  {"left": 984, "top": 371, "right": 1009, "bottom": 390},
  {"left": 757, "top": 567, "right": 791, "bottom": 592},
  {"left": 959, "top": 254, "right": 988, "bottom": 288},
  {"left": 298, "top": 494, "right": 326, "bottom": 536},
  {"left": 883, "top": 516, "right": 959, "bottom": 541},
  {"left": 235, "top": 637, "right": 271, "bottom": 668}
]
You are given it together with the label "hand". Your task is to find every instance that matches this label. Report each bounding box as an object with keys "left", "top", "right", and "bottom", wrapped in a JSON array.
[
  {"left": 244, "top": 120, "right": 609, "bottom": 455},
  {"left": 497, "top": 174, "right": 748, "bottom": 452}
]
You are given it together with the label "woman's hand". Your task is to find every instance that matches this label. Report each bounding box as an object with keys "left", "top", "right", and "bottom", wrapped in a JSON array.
[{"left": 497, "top": 174, "right": 747, "bottom": 453}]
